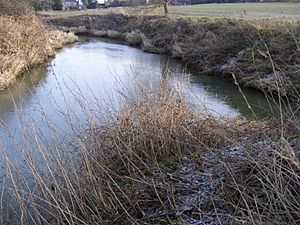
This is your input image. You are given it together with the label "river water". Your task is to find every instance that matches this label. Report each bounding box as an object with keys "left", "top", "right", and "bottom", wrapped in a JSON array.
[{"left": 0, "top": 38, "right": 279, "bottom": 158}]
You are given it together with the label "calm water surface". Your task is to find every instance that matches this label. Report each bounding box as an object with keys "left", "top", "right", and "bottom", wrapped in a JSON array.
[{"left": 0, "top": 38, "right": 279, "bottom": 157}]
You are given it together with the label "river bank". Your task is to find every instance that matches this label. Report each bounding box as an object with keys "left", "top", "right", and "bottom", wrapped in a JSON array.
[
  {"left": 2, "top": 78, "right": 299, "bottom": 224},
  {"left": 1, "top": 12, "right": 300, "bottom": 224},
  {"left": 0, "top": 14, "right": 78, "bottom": 90},
  {"left": 46, "top": 14, "right": 300, "bottom": 98}
]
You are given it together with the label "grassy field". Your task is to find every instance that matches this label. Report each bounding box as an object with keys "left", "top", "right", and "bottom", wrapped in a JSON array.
[
  {"left": 170, "top": 2, "right": 300, "bottom": 19},
  {"left": 40, "top": 2, "right": 300, "bottom": 19}
]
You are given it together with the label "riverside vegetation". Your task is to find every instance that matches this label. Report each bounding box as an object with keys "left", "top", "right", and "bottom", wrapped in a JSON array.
[
  {"left": 1, "top": 75, "right": 300, "bottom": 224},
  {"left": 0, "top": 0, "right": 78, "bottom": 90},
  {"left": 47, "top": 14, "right": 300, "bottom": 98},
  {"left": 1, "top": 3, "right": 300, "bottom": 225}
]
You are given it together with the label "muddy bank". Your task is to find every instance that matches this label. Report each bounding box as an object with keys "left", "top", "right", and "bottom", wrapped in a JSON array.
[
  {"left": 46, "top": 14, "right": 300, "bottom": 98},
  {"left": 0, "top": 14, "right": 78, "bottom": 90}
]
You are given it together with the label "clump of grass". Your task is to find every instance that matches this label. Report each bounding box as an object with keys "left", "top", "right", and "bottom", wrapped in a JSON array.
[
  {"left": 0, "top": 74, "right": 245, "bottom": 224},
  {"left": 70, "top": 87, "right": 237, "bottom": 223},
  {"left": 0, "top": 0, "right": 30, "bottom": 16},
  {"left": 211, "top": 137, "right": 300, "bottom": 225},
  {"left": 0, "top": 71, "right": 300, "bottom": 224},
  {"left": 0, "top": 11, "right": 77, "bottom": 90},
  {"left": 49, "top": 30, "right": 78, "bottom": 49}
]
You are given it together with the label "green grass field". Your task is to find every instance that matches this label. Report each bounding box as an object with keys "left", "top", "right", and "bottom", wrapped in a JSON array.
[
  {"left": 170, "top": 2, "right": 300, "bottom": 19},
  {"left": 40, "top": 2, "right": 300, "bottom": 20}
]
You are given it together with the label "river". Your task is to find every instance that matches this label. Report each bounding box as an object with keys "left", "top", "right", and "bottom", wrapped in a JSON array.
[{"left": 0, "top": 38, "right": 279, "bottom": 159}]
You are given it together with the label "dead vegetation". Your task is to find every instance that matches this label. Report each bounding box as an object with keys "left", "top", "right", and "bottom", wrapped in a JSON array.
[
  {"left": 1, "top": 72, "right": 300, "bottom": 224},
  {"left": 0, "top": 0, "right": 30, "bottom": 16},
  {"left": 1, "top": 9, "right": 300, "bottom": 225},
  {"left": 47, "top": 14, "right": 300, "bottom": 98},
  {"left": 216, "top": 138, "right": 300, "bottom": 225},
  {"left": 0, "top": 4, "right": 78, "bottom": 89}
]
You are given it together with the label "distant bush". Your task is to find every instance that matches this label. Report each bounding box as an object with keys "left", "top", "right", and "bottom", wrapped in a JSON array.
[
  {"left": 53, "top": 0, "right": 63, "bottom": 10},
  {"left": 87, "top": 0, "right": 98, "bottom": 9},
  {"left": 32, "top": 0, "right": 53, "bottom": 11}
]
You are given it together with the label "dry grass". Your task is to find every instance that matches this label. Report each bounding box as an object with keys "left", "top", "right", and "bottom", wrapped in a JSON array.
[
  {"left": 0, "top": 14, "right": 78, "bottom": 90},
  {"left": 0, "top": 71, "right": 299, "bottom": 224},
  {"left": 216, "top": 138, "right": 300, "bottom": 225},
  {"left": 1, "top": 6, "right": 300, "bottom": 224},
  {"left": 0, "top": 0, "right": 30, "bottom": 16},
  {"left": 0, "top": 78, "right": 236, "bottom": 224},
  {"left": 230, "top": 19, "right": 300, "bottom": 96},
  {"left": 46, "top": 14, "right": 300, "bottom": 97}
]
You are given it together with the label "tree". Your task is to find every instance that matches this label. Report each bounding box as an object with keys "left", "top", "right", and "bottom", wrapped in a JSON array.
[
  {"left": 130, "top": 0, "right": 171, "bottom": 16},
  {"left": 88, "top": 0, "right": 97, "bottom": 8},
  {"left": 83, "top": 0, "right": 89, "bottom": 8},
  {"left": 53, "top": 0, "right": 63, "bottom": 10},
  {"left": 162, "top": 0, "right": 170, "bottom": 15},
  {"left": 148, "top": 0, "right": 172, "bottom": 15}
]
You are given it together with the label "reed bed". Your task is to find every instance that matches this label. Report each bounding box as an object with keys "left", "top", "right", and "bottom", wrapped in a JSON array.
[{"left": 0, "top": 73, "right": 299, "bottom": 224}]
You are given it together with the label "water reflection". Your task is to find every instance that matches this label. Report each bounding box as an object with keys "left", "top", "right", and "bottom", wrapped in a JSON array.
[
  {"left": 0, "top": 38, "right": 281, "bottom": 152},
  {"left": 0, "top": 66, "right": 47, "bottom": 117}
]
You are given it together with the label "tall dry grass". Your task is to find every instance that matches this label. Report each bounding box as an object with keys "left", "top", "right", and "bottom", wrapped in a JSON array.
[
  {"left": 47, "top": 14, "right": 300, "bottom": 98},
  {"left": 215, "top": 138, "right": 300, "bottom": 225},
  {"left": 1, "top": 11, "right": 300, "bottom": 224},
  {"left": 0, "top": 77, "right": 235, "bottom": 224},
  {"left": 0, "top": 71, "right": 299, "bottom": 224},
  {"left": 0, "top": 0, "right": 30, "bottom": 16},
  {"left": 0, "top": 13, "right": 77, "bottom": 90}
]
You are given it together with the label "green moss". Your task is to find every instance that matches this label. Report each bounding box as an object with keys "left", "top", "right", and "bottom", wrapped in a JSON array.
[
  {"left": 114, "top": 177, "right": 133, "bottom": 195},
  {"left": 159, "top": 160, "right": 180, "bottom": 172}
]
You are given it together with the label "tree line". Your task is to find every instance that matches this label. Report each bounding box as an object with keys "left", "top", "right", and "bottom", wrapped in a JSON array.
[
  {"left": 0, "top": 0, "right": 99, "bottom": 12},
  {"left": 1, "top": 0, "right": 299, "bottom": 15},
  {"left": 34, "top": 0, "right": 99, "bottom": 11}
]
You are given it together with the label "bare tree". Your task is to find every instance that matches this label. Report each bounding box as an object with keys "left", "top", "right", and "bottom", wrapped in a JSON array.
[
  {"left": 151, "top": 0, "right": 172, "bottom": 15},
  {"left": 162, "top": 0, "right": 171, "bottom": 15},
  {"left": 129, "top": 0, "right": 172, "bottom": 16}
]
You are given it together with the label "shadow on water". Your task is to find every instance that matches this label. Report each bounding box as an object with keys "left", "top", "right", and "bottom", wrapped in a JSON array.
[
  {"left": 188, "top": 73, "right": 282, "bottom": 118},
  {"left": 162, "top": 57, "right": 283, "bottom": 119},
  {"left": 0, "top": 66, "right": 47, "bottom": 117}
]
